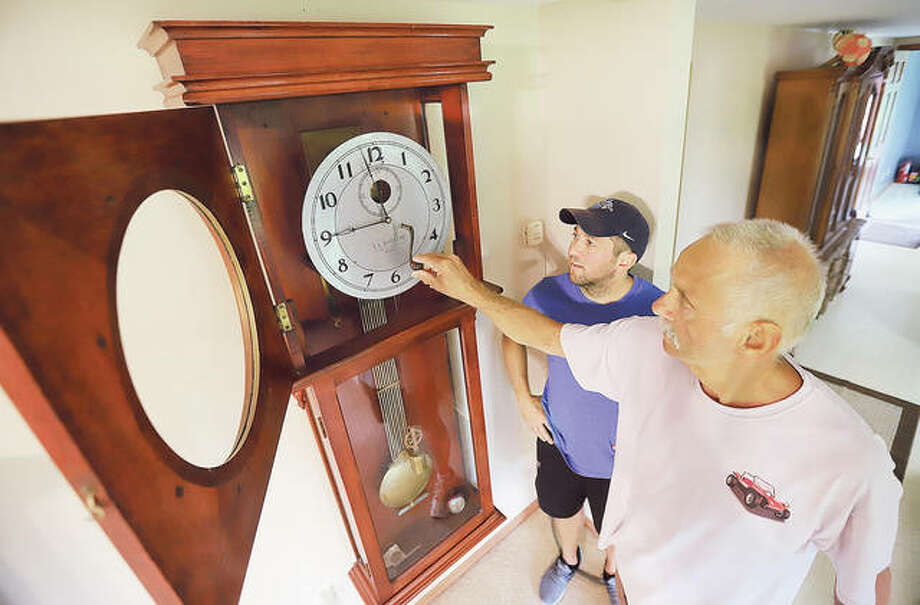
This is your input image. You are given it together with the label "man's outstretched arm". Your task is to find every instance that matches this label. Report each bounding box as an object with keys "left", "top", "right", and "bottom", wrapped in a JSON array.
[{"left": 412, "top": 253, "right": 564, "bottom": 356}]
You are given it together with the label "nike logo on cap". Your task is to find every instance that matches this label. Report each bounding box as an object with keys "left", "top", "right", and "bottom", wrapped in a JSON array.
[{"left": 621, "top": 231, "right": 635, "bottom": 241}]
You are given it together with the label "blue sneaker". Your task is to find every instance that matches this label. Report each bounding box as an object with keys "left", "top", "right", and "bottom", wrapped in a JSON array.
[
  {"left": 538, "top": 548, "right": 580, "bottom": 604},
  {"left": 603, "top": 571, "right": 620, "bottom": 605}
]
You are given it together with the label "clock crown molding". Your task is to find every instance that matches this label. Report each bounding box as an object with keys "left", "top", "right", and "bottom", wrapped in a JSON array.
[{"left": 139, "top": 20, "right": 495, "bottom": 107}]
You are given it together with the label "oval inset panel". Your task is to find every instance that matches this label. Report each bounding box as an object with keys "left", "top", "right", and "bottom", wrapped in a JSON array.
[{"left": 116, "top": 189, "right": 258, "bottom": 469}]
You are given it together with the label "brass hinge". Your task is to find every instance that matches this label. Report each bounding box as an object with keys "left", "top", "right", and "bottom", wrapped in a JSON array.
[
  {"left": 232, "top": 163, "right": 255, "bottom": 207},
  {"left": 274, "top": 301, "right": 294, "bottom": 333}
]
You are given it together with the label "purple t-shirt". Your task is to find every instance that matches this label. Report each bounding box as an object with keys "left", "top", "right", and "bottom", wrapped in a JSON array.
[{"left": 522, "top": 273, "right": 662, "bottom": 478}]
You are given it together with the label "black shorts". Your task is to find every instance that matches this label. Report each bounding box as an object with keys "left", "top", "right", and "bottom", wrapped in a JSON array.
[{"left": 535, "top": 438, "right": 611, "bottom": 534}]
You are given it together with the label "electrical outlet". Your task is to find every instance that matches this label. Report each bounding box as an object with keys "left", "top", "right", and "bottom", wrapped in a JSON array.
[{"left": 522, "top": 219, "right": 544, "bottom": 247}]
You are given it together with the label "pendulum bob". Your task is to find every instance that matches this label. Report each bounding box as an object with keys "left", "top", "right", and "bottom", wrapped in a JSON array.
[
  {"left": 379, "top": 427, "right": 433, "bottom": 509},
  {"left": 378, "top": 449, "right": 433, "bottom": 508}
]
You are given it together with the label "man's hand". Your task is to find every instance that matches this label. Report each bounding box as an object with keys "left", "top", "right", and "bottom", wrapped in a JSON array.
[
  {"left": 414, "top": 253, "right": 565, "bottom": 356},
  {"left": 518, "top": 394, "right": 554, "bottom": 444},
  {"left": 412, "top": 253, "right": 491, "bottom": 307}
]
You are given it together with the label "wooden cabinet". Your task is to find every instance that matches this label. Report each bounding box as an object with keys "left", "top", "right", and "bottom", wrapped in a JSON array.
[
  {"left": 0, "top": 21, "right": 501, "bottom": 605},
  {"left": 755, "top": 48, "right": 892, "bottom": 315}
]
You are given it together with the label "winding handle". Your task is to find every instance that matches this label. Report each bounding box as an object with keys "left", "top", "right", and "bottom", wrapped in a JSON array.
[{"left": 400, "top": 223, "right": 423, "bottom": 270}]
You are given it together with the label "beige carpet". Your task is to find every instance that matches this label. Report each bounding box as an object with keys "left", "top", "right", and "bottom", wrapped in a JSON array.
[{"left": 434, "top": 508, "right": 609, "bottom": 604}]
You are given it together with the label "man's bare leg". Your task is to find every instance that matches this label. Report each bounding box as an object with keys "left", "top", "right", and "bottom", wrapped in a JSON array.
[
  {"left": 603, "top": 539, "right": 622, "bottom": 603},
  {"left": 553, "top": 512, "right": 582, "bottom": 565},
  {"left": 604, "top": 543, "right": 616, "bottom": 575},
  {"left": 615, "top": 573, "right": 628, "bottom": 604}
]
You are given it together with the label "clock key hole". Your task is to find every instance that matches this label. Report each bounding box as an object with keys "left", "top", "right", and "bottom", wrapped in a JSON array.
[{"left": 370, "top": 179, "right": 392, "bottom": 205}]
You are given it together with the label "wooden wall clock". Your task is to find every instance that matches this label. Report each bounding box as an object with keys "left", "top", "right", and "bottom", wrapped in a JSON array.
[{"left": 0, "top": 21, "right": 502, "bottom": 605}]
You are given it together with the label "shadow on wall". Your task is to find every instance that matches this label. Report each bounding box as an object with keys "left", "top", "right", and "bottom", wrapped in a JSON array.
[
  {"left": 523, "top": 240, "right": 566, "bottom": 280},
  {"left": 746, "top": 75, "right": 778, "bottom": 220}
]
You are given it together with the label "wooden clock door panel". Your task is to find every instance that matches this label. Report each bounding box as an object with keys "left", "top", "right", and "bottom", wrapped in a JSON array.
[
  {"left": 335, "top": 326, "right": 481, "bottom": 581},
  {"left": 0, "top": 107, "right": 294, "bottom": 604}
]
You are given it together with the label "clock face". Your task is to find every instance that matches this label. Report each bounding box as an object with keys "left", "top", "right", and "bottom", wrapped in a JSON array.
[{"left": 302, "top": 132, "right": 452, "bottom": 299}]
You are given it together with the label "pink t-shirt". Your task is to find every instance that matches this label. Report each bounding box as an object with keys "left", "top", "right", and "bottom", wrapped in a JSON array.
[{"left": 561, "top": 316, "right": 902, "bottom": 605}]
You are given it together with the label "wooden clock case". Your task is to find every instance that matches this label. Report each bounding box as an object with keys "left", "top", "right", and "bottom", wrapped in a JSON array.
[{"left": 0, "top": 21, "right": 502, "bottom": 605}]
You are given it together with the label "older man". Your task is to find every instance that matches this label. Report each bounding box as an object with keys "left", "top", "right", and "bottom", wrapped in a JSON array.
[{"left": 413, "top": 219, "right": 901, "bottom": 605}]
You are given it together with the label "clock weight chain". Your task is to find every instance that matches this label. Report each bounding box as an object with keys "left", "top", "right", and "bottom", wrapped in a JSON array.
[{"left": 358, "top": 298, "right": 432, "bottom": 511}]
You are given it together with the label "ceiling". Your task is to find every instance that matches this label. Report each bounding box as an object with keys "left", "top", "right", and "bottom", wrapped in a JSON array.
[
  {"left": 464, "top": 0, "right": 920, "bottom": 40},
  {"left": 697, "top": 0, "right": 920, "bottom": 39}
]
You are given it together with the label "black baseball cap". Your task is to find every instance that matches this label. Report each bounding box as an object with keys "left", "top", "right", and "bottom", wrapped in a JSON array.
[{"left": 559, "top": 198, "right": 650, "bottom": 259}]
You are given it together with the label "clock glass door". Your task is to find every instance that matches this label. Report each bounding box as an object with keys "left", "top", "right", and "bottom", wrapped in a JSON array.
[{"left": 335, "top": 324, "right": 480, "bottom": 580}]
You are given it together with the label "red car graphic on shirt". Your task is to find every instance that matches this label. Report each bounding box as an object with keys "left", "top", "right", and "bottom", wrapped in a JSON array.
[{"left": 726, "top": 471, "right": 791, "bottom": 522}]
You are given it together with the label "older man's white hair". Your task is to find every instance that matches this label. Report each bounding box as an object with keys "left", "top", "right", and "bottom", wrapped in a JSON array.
[{"left": 708, "top": 219, "right": 826, "bottom": 353}]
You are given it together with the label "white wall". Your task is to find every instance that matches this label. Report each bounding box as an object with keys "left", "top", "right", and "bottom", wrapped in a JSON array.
[
  {"left": 675, "top": 21, "right": 835, "bottom": 254},
  {"left": 474, "top": 0, "right": 696, "bottom": 570},
  {"left": 0, "top": 0, "right": 694, "bottom": 603},
  {"left": 531, "top": 0, "right": 695, "bottom": 293}
]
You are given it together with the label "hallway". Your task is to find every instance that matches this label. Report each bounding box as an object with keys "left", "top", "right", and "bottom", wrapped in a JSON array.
[
  {"left": 792, "top": 238, "right": 920, "bottom": 404},
  {"left": 860, "top": 183, "right": 920, "bottom": 248},
  {"left": 869, "top": 183, "right": 920, "bottom": 227}
]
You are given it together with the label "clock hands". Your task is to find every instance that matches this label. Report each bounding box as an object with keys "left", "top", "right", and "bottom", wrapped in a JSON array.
[
  {"left": 363, "top": 147, "right": 393, "bottom": 223},
  {"left": 377, "top": 194, "right": 392, "bottom": 223},
  {"left": 363, "top": 150, "right": 384, "bottom": 216},
  {"left": 334, "top": 216, "right": 391, "bottom": 237},
  {"left": 361, "top": 148, "right": 375, "bottom": 180}
]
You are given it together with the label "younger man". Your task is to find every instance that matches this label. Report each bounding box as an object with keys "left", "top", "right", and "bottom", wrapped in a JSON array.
[{"left": 502, "top": 199, "right": 661, "bottom": 604}]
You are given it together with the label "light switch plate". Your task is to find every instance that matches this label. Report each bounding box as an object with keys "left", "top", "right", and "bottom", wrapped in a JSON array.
[{"left": 522, "top": 219, "right": 543, "bottom": 247}]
